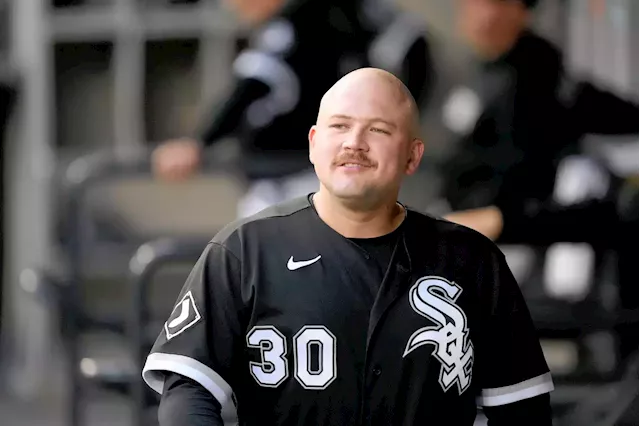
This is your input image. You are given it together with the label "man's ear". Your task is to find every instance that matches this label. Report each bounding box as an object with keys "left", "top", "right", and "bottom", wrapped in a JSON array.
[
  {"left": 308, "top": 125, "right": 317, "bottom": 164},
  {"left": 405, "top": 138, "right": 425, "bottom": 175}
]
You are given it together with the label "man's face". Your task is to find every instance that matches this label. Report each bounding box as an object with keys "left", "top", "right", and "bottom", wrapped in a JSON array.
[
  {"left": 224, "top": 0, "right": 284, "bottom": 25},
  {"left": 309, "top": 76, "right": 423, "bottom": 206},
  {"left": 457, "top": 0, "right": 529, "bottom": 59}
]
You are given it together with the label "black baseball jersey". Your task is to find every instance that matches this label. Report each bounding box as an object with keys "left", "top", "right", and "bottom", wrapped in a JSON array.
[
  {"left": 197, "top": 0, "right": 434, "bottom": 164},
  {"left": 143, "top": 196, "right": 553, "bottom": 425}
]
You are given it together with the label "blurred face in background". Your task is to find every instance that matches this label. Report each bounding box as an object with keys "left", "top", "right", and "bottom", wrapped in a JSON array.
[
  {"left": 457, "top": 0, "right": 530, "bottom": 60},
  {"left": 309, "top": 69, "right": 424, "bottom": 209},
  {"left": 224, "top": 0, "right": 285, "bottom": 25}
]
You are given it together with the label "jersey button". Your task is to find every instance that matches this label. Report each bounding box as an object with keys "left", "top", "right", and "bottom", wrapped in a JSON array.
[{"left": 372, "top": 367, "right": 382, "bottom": 377}]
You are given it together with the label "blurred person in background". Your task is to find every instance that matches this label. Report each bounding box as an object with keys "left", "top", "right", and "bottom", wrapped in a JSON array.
[
  {"left": 152, "top": 0, "right": 435, "bottom": 218},
  {"left": 439, "top": 0, "right": 638, "bottom": 356}
]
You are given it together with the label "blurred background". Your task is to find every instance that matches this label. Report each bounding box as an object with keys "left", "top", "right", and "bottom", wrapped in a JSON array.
[{"left": 0, "top": 0, "right": 637, "bottom": 425}]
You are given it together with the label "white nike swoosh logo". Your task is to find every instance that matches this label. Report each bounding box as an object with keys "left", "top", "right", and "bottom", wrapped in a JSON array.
[
  {"left": 287, "top": 255, "right": 321, "bottom": 270},
  {"left": 168, "top": 299, "right": 190, "bottom": 328}
]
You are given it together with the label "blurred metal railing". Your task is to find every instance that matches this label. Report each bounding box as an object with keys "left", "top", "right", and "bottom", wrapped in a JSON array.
[
  {"left": 63, "top": 149, "right": 210, "bottom": 426},
  {"left": 25, "top": 148, "right": 214, "bottom": 425},
  {"left": 61, "top": 149, "right": 163, "bottom": 426}
]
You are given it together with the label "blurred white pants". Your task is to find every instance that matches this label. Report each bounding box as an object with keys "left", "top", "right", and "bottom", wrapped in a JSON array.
[{"left": 237, "top": 169, "right": 319, "bottom": 218}]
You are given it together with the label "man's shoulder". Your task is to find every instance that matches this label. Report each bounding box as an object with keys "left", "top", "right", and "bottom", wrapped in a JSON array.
[
  {"left": 211, "top": 196, "right": 313, "bottom": 247},
  {"left": 405, "top": 207, "right": 504, "bottom": 258}
]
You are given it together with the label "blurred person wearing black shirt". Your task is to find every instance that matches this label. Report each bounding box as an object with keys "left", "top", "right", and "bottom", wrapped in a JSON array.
[
  {"left": 152, "top": 0, "right": 435, "bottom": 217},
  {"left": 439, "top": 0, "right": 637, "bottom": 244},
  {"left": 440, "top": 0, "right": 638, "bottom": 362}
]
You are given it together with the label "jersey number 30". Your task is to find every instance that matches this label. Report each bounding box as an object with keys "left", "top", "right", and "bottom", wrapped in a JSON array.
[{"left": 246, "top": 325, "right": 337, "bottom": 390}]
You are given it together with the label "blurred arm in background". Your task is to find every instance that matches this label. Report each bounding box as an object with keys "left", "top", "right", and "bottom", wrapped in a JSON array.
[
  {"left": 151, "top": 0, "right": 295, "bottom": 182},
  {"left": 364, "top": 0, "right": 435, "bottom": 108},
  {"left": 196, "top": 79, "right": 270, "bottom": 146},
  {"left": 564, "top": 80, "right": 638, "bottom": 137},
  {"left": 152, "top": 77, "right": 270, "bottom": 181}
]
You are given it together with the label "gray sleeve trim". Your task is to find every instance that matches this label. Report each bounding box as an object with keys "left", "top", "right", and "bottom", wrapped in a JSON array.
[
  {"left": 142, "top": 352, "right": 238, "bottom": 424},
  {"left": 478, "top": 372, "right": 555, "bottom": 407},
  {"left": 233, "top": 49, "right": 300, "bottom": 126}
]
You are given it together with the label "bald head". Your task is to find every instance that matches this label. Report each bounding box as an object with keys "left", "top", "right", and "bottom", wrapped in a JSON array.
[
  {"left": 308, "top": 68, "right": 425, "bottom": 210},
  {"left": 318, "top": 68, "right": 421, "bottom": 139}
]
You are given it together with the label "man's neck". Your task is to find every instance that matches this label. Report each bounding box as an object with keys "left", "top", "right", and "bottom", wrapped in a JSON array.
[{"left": 313, "top": 190, "right": 405, "bottom": 239}]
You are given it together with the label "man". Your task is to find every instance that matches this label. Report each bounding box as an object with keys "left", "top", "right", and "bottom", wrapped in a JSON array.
[
  {"left": 152, "top": 0, "right": 434, "bottom": 217},
  {"left": 440, "top": 0, "right": 638, "bottom": 242},
  {"left": 142, "top": 68, "right": 553, "bottom": 425}
]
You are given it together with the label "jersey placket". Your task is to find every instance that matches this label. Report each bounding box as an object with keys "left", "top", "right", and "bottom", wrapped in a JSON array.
[{"left": 357, "top": 234, "right": 413, "bottom": 425}]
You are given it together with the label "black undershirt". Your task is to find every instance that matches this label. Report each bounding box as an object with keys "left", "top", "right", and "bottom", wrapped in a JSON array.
[
  {"left": 349, "top": 226, "right": 402, "bottom": 299},
  {"left": 349, "top": 228, "right": 401, "bottom": 274}
]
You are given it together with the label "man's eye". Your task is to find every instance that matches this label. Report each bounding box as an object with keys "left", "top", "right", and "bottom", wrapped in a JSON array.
[
  {"left": 329, "top": 124, "right": 347, "bottom": 129},
  {"left": 371, "top": 127, "right": 391, "bottom": 135}
]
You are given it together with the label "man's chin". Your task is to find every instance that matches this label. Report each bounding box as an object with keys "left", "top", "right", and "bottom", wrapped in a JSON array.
[
  {"left": 330, "top": 186, "right": 370, "bottom": 200},
  {"left": 329, "top": 186, "right": 380, "bottom": 206}
]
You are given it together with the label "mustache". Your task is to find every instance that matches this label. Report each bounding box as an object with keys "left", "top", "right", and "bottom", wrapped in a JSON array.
[{"left": 332, "top": 152, "right": 375, "bottom": 167}]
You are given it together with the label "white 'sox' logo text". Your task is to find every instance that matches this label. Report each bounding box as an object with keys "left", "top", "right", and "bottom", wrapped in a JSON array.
[{"left": 404, "top": 276, "right": 474, "bottom": 395}]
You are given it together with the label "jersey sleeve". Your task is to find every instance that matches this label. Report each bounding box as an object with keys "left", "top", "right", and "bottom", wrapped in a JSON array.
[
  {"left": 367, "top": 12, "right": 434, "bottom": 106},
  {"left": 474, "top": 248, "right": 554, "bottom": 407},
  {"left": 568, "top": 81, "right": 639, "bottom": 136},
  {"left": 142, "top": 242, "right": 244, "bottom": 423},
  {"left": 158, "top": 373, "right": 224, "bottom": 426},
  {"left": 196, "top": 78, "right": 271, "bottom": 145},
  {"left": 197, "top": 27, "right": 301, "bottom": 147}
]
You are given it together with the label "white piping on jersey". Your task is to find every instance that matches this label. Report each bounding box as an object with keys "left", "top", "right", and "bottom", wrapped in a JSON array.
[
  {"left": 255, "top": 19, "right": 295, "bottom": 55},
  {"left": 368, "top": 12, "right": 425, "bottom": 77},
  {"left": 233, "top": 49, "right": 300, "bottom": 129},
  {"left": 143, "top": 352, "right": 238, "bottom": 425},
  {"left": 477, "top": 371, "right": 555, "bottom": 407}
]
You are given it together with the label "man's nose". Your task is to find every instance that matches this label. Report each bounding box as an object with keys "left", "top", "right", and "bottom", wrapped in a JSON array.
[{"left": 342, "top": 128, "right": 368, "bottom": 151}]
